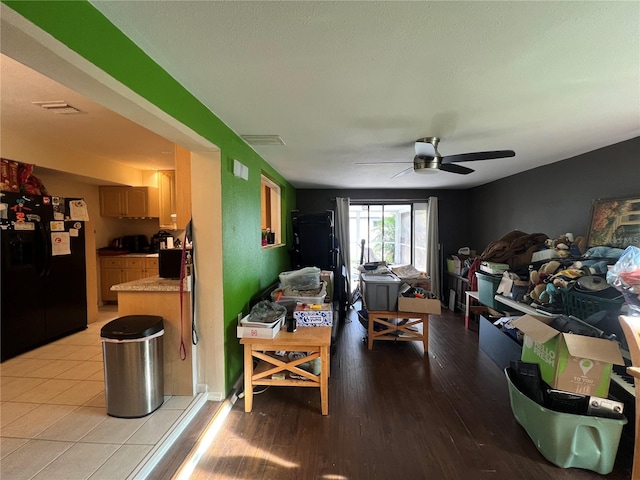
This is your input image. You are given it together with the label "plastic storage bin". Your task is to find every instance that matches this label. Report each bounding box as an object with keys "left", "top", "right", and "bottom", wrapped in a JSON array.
[
  {"left": 560, "top": 286, "right": 625, "bottom": 320},
  {"left": 476, "top": 272, "right": 502, "bottom": 309},
  {"left": 361, "top": 273, "right": 402, "bottom": 311},
  {"left": 272, "top": 281, "right": 327, "bottom": 304},
  {"left": 101, "top": 315, "right": 164, "bottom": 418},
  {"left": 279, "top": 267, "right": 321, "bottom": 290},
  {"left": 504, "top": 367, "right": 626, "bottom": 474}
]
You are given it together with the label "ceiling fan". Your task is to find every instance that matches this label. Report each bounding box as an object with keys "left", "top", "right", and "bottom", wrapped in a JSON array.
[{"left": 358, "top": 137, "right": 515, "bottom": 178}]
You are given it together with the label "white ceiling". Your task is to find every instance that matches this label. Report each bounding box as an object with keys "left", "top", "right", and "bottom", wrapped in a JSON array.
[
  {"left": 1, "top": 54, "right": 176, "bottom": 172},
  {"left": 3, "top": 2, "right": 639, "bottom": 190}
]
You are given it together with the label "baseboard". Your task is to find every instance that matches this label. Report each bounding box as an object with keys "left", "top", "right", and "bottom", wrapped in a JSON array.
[{"left": 127, "top": 393, "right": 209, "bottom": 480}]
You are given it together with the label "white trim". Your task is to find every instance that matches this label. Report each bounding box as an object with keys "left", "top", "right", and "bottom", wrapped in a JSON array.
[
  {"left": 127, "top": 393, "right": 209, "bottom": 480},
  {"left": 172, "top": 375, "right": 244, "bottom": 480}
]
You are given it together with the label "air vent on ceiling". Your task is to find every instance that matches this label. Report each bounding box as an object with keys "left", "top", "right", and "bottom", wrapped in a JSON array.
[
  {"left": 241, "top": 135, "right": 285, "bottom": 146},
  {"left": 32, "top": 101, "right": 83, "bottom": 114}
]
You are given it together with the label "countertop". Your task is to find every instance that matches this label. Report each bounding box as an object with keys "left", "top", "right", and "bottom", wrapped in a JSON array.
[{"left": 111, "top": 275, "right": 191, "bottom": 292}]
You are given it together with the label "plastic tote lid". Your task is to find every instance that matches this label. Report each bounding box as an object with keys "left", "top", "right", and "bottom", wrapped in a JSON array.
[{"left": 101, "top": 315, "right": 164, "bottom": 340}]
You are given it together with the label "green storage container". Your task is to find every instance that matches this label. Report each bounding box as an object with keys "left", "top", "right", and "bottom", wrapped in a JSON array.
[
  {"left": 476, "top": 272, "right": 502, "bottom": 309},
  {"left": 504, "top": 368, "right": 626, "bottom": 474}
]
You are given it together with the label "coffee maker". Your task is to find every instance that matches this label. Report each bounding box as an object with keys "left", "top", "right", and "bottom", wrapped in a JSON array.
[{"left": 150, "top": 230, "right": 174, "bottom": 253}]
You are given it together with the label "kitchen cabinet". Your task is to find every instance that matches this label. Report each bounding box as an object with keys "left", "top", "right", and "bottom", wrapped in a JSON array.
[
  {"left": 174, "top": 144, "right": 192, "bottom": 230},
  {"left": 156, "top": 145, "right": 191, "bottom": 230},
  {"left": 158, "top": 170, "right": 176, "bottom": 229},
  {"left": 100, "top": 256, "right": 159, "bottom": 302},
  {"left": 99, "top": 186, "right": 159, "bottom": 218}
]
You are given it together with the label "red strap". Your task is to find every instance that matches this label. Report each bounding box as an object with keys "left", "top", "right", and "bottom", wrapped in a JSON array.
[{"left": 179, "top": 241, "right": 188, "bottom": 361}]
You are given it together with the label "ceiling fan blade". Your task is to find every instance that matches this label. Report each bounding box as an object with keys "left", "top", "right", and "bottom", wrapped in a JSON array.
[
  {"left": 439, "top": 163, "right": 474, "bottom": 175},
  {"left": 391, "top": 166, "right": 414, "bottom": 179},
  {"left": 415, "top": 139, "right": 436, "bottom": 157},
  {"left": 442, "top": 150, "right": 515, "bottom": 163},
  {"left": 355, "top": 162, "right": 412, "bottom": 166}
]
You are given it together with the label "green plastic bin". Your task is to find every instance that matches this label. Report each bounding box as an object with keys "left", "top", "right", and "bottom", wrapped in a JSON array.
[
  {"left": 504, "top": 368, "right": 626, "bottom": 474},
  {"left": 476, "top": 272, "right": 502, "bottom": 309}
]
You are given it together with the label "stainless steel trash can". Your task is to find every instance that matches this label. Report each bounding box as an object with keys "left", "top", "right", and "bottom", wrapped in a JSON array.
[{"left": 101, "top": 315, "right": 164, "bottom": 418}]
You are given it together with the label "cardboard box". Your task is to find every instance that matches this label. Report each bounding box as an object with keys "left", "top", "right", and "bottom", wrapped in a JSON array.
[
  {"left": 496, "top": 272, "right": 529, "bottom": 302},
  {"left": 294, "top": 303, "right": 333, "bottom": 326},
  {"left": 511, "top": 314, "right": 624, "bottom": 397},
  {"left": 237, "top": 314, "right": 282, "bottom": 339},
  {"left": 398, "top": 296, "right": 442, "bottom": 314},
  {"left": 321, "top": 270, "right": 334, "bottom": 301}
]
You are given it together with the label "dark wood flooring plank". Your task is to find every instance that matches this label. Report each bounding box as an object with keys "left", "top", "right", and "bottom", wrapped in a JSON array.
[{"left": 164, "top": 307, "right": 634, "bottom": 480}]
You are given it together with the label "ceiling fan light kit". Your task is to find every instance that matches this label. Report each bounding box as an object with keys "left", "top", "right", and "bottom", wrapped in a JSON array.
[
  {"left": 413, "top": 156, "right": 441, "bottom": 175},
  {"left": 360, "top": 136, "right": 515, "bottom": 179}
]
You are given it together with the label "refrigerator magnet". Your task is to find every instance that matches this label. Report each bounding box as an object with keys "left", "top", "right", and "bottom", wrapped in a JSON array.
[
  {"left": 53, "top": 212, "right": 64, "bottom": 221},
  {"left": 69, "top": 200, "right": 89, "bottom": 221},
  {"left": 50, "top": 221, "right": 65, "bottom": 232},
  {"left": 73, "top": 222, "right": 82, "bottom": 230},
  {"left": 42, "top": 196, "right": 51, "bottom": 205},
  {"left": 51, "top": 232, "right": 71, "bottom": 256},
  {"left": 69, "top": 228, "right": 79, "bottom": 237},
  {"left": 14, "top": 222, "right": 35, "bottom": 231}
]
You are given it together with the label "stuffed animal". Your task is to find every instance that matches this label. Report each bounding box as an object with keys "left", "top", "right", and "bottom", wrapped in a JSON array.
[
  {"left": 550, "top": 267, "right": 584, "bottom": 288},
  {"left": 539, "top": 282, "right": 561, "bottom": 303},
  {"left": 526, "top": 260, "right": 562, "bottom": 304},
  {"left": 542, "top": 234, "right": 588, "bottom": 258}
]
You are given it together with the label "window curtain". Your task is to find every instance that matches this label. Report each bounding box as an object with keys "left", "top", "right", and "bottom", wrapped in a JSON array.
[
  {"left": 335, "top": 197, "right": 351, "bottom": 299},
  {"left": 426, "top": 196, "right": 441, "bottom": 300}
]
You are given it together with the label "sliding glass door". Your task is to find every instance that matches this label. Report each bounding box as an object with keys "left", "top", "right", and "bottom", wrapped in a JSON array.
[{"left": 349, "top": 203, "right": 412, "bottom": 288}]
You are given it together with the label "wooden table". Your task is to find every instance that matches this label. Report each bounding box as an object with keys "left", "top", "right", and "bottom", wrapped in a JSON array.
[
  {"left": 241, "top": 326, "right": 331, "bottom": 415},
  {"left": 464, "top": 291, "right": 489, "bottom": 329},
  {"left": 366, "top": 310, "right": 429, "bottom": 351}
]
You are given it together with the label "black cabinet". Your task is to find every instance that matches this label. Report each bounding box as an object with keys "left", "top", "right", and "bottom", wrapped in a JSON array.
[
  {"left": 446, "top": 273, "right": 470, "bottom": 311},
  {"left": 478, "top": 315, "right": 523, "bottom": 370},
  {"left": 290, "top": 210, "right": 347, "bottom": 335}
]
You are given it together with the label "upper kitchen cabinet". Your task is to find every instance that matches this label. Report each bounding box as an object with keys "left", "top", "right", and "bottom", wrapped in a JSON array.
[
  {"left": 174, "top": 144, "right": 192, "bottom": 230},
  {"left": 99, "top": 186, "right": 159, "bottom": 218},
  {"left": 157, "top": 145, "right": 191, "bottom": 230},
  {"left": 158, "top": 170, "right": 176, "bottom": 229}
]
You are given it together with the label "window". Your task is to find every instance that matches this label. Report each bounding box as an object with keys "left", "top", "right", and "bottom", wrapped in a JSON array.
[
  {"left": 261, "top": 174, "right": 281, "bottom": 246},
  {"left": 349, "top": 201, "right": 428, "bottom": 288}
]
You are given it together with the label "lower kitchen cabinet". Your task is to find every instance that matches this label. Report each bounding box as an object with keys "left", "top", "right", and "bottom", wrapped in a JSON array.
[{"left": 100, "top": 256, "right": 159, "bottom": 302}]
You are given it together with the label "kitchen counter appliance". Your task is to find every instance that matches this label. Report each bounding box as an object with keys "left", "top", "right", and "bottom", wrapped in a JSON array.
[
  {"left": 1, "top": 192, "right": 88, "bottom": 361},
  {"left": 150, "top": 230, "right": 173, "bottom": 253},
  {"left": 159, "top": 247, "right": 187, "bottom": 279}
]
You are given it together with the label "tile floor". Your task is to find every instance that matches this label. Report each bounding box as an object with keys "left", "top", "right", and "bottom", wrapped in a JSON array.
[{"left": 1, "top": 305, "right": 199, "bottom": 480}]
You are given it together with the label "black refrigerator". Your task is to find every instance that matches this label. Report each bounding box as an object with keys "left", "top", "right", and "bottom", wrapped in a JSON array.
[{"left": 1, "top": 192, "right": 88, "bottom": 362}]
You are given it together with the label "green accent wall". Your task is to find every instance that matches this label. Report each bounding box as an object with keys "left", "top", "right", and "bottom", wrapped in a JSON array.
[{"left": 4, "top": 0, "right": 295, "bottom": 392}]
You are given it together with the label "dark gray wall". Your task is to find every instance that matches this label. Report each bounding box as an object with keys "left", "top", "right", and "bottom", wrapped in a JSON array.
[
  {"left": 296, "top": 137, "right": 639, "bottom": 261},
  {"left": 468, "top": 136, "right": 640, "bottom": 253}
]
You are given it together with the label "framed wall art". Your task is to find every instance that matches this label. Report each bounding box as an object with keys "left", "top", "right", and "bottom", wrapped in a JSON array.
[{"left": 588, "top": 196, "right": 640, "bottom": 248}]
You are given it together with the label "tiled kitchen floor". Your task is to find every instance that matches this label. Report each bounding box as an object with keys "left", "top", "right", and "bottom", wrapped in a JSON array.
[{"left": 1, "top": 306, "right": 201, "bottom": 480}]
